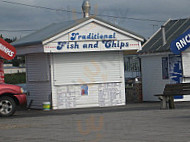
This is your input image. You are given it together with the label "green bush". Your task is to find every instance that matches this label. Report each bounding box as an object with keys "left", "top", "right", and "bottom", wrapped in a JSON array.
[{"left": 4, "top": 73, "right": 26, "bottom": 84}]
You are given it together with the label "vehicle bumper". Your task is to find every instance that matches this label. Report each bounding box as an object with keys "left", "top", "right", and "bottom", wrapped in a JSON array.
[{"left": 14, "top": 94, "right": 27, "bottom": 105}]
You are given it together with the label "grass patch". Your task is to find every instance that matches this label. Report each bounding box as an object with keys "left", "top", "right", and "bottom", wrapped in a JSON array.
[{"left": 4, "top": 73, "right": 26, "bottom": 84}]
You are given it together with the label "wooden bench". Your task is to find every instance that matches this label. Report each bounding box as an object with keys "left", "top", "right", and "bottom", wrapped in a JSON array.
[{"left": 155, "top": 83, "right": 190, "bottom": 109}]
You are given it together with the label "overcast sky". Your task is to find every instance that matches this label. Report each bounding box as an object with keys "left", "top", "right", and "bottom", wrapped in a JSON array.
[{"left": 0, "top": 0, "right": 190, "bottom": 39}]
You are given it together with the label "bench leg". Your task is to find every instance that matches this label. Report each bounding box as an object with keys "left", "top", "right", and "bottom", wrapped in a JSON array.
[
  {"left": 168, "top": 96, "right": 175, "bottom": 109},
  {"left": 160, "top": 96, "right": 167, "bottom": 109}
]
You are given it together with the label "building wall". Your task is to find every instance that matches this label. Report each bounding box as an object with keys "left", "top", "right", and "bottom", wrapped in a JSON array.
[
  {"left": 182, "top": 48, "right": 190, "bottom": 78},
  {"left": 182, "top": 48, "right": 190, "bottom": 101},
  {"left": 50, "top": 51, "right": 125, "bottom": 109},
  {"left": 141, "top": 55, "right": 170, "bottom": 101},
  {"left": 53, "top": 83, "right": 125, "bottom": 109},
  {"left": 26, "top": 53, "right": 51, "bottom": 109}
]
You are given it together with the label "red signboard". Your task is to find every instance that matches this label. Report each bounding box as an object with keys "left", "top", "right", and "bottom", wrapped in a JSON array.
[
  {"left": 0, "top": 38, "right": 16, "bottom": 60},
  {"left": 0, "top": 60, "right": 4, "bottom": 83}
]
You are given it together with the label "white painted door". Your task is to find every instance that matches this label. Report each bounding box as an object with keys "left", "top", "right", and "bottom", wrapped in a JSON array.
[{"left": 51, "top": 51, "right": 125, "bottom": 109}]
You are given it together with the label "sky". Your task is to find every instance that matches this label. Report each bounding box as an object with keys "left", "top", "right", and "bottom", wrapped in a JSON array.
[{"left": 0, "top": 0, "right": 190, "bottom": 40}]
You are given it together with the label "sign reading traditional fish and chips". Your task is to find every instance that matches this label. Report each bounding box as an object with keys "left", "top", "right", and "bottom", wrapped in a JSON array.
[
  {"left": 44, "top": 32, "right": 140, "bottom": 52},
  {"left": 170, "top": 29, "right": 190, "bottom": 55}
]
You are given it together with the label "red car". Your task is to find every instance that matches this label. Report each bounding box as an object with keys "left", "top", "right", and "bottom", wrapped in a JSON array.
[{"left": 0, "top": 83, "right": 27, "bottom": 117}]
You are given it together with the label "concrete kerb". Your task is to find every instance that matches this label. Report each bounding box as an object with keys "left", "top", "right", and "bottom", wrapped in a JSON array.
[{"left": 10, "top": 101, "right": 190, "bottom": 118}]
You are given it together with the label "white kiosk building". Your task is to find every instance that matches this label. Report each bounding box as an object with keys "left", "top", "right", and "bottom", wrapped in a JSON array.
[
  {"left": 139, "top": 18, "right": 190, "bottom": 102},
  {"left": 13, "top": 1, "right": 144, "bottom": 109}
]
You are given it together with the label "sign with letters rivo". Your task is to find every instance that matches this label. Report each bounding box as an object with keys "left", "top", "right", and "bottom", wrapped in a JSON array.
[
  {"left": 170, "top": 29, "right": 190, "bottom": 54},
  {"left": 0, "top": 38, "right": 16, "bottom": 60}
]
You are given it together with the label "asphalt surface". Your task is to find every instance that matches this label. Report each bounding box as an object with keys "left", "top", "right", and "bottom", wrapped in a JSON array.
[{"left": 0, "top": 102, "right": 190, "bottom": 142}]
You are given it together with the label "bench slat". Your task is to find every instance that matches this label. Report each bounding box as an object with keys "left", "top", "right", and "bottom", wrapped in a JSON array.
[
  {"left": 164, "top": 83, "right": 190, "bottom": 95},
  {"left": 164, "top": 88, "right": 190, "bottom": 91},
  {"left": 165, "top": 83, "right": 190, "bottom": 88},
  {"left": 165, "top": 83, "right": 190, "bottom": 86},
  {"left": 164, "top": 90, "right": 190, "bottom": 95},
  {"left": 165, "top": 86, "right": 190, "bottom": 89}
]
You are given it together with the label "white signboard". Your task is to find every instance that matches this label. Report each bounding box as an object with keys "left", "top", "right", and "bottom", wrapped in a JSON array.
[
  {"left": 43, "top": 20, "right": 142, "bottom": 53},
  {"left": 44, "top": 32, "right": 140, "bottom": 53}
]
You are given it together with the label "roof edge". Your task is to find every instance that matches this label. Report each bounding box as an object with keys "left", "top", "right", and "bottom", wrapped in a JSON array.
[
  {"left": 43, "top": 16, "right": 145, "bottom": 45},
  {"left": 92, "top": 16, "right": 145, "bottom": 42},
  {"left": 142, "top": 19, "right": 171, "bottom": 49},
  {"left": 12, "top": 41, "right": 42, "bottom": 47}
]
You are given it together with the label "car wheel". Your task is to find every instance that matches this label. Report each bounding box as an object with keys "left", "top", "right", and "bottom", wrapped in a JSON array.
[{"left": 0, "top": 96, "right": 16, "bottom": 117}]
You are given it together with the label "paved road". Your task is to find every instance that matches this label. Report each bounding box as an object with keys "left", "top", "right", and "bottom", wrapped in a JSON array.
[{"left": 0, "top": 102, "right": 190, "bottom": 142}]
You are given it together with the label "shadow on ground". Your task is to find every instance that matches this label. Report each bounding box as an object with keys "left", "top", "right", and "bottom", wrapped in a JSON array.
[{"left": 2, "top": 102, "right": 190, "bottom": 119}]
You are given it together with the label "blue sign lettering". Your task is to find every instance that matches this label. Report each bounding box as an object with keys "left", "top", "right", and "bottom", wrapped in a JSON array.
[
  {"left": 70, "top": 33, "right": 79, "bottom": 41},
  {"left": 57, "top": 42, "right": 67, "bottom": 50},
  {"left": 83, "top": 41, "right": 98, "bottom": 48},
  {"left": 70, "top": 32, "right": 116, "bottom": 41},
  {"left": 57, "top": 42, "right": 79, "bottom": 50},
  {"left": 102, "top": 40, "right": 129, "bottom": 49},
  {"left": 170, "top": 29, "right": 190, "bottom": 54},
  {"left": 56, "top": 40, "right": 129, "bottom": 51}
]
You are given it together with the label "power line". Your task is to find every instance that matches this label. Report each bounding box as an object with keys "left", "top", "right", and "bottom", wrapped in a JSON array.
[
  {"left": 1, "top": 0, "right": 82, "bottom": 14},
  {"left": 1, "top": 0, "right": 165, "bottom": 23},
  {"left": 0, "top": 29, "right": 37, "bottom": 32},
  {"left": 98, "top": 14, "right": 165, "bottom": 22}
]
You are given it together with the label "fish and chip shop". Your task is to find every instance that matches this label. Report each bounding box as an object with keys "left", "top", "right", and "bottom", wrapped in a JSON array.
[
  {"left": 139, "top": 18, "right": 190, "bottom": 102},
  {"left": 12, "top": 8, "right": 144, "bottom": 109}
]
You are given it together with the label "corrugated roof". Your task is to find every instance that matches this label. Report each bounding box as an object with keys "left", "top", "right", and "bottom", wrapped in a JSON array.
[
  {"left": 12, "top": 16, "right": 144, "bottom": 47},
  {"left": 139, "top": 18, "right": 190, "bottom": 54},
  {"left": 96, "top": 17, "right": 145, "bottom": 41},
  {"left": 12, "top": 18, "right": 88, "bottom": 47}
]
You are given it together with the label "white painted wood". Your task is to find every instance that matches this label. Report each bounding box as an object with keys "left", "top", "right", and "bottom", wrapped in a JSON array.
[
  {"left": 43, "top": 21, "right": 141, "bottom": 53},
  {"left": 55, "top": 85, "right": 98, "bottom": 109},
  {"left": 50, "top": 53, "right": 57, "bottom": 109},
  {"left": 54, "top": 22, "right": 134, "bottom": 42},
  {"left": 181, "top": 49, "right": 190, "bottom": 101},
  {"left": 52, "top": 51, "right": 122, "bottom": 85},
  {"left": 182, "top": 51, "right": 190, "bottom": 77},
  {"left": 53, "top": 82, "right": 125, "bottom": 109},
  {"left": 141, "top": 55, "right": 170, "bottom": 101},
  {"left": 119, "top": 51, "right": 126, "bottom": 105},
  {"left": 50, "top": 51, "right": 125, "bottom": 109},
  {"left": 43, "top": 18, "right": 144, "bottom": 45},
  {"left": 44, "top": 40, "right": 140, "bottom": 53}
]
